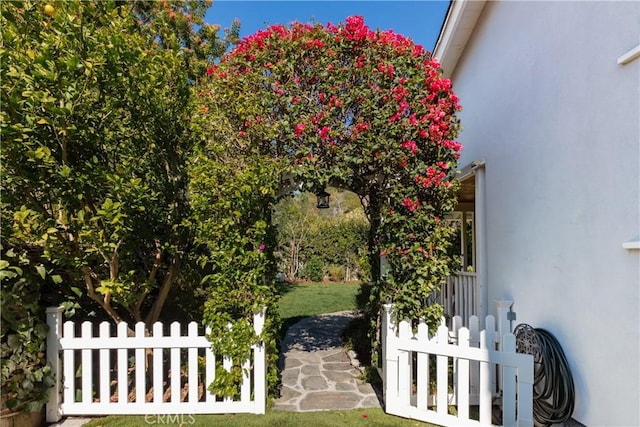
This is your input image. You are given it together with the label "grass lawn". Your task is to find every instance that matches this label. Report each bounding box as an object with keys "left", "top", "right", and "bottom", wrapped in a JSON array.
[
  {"left": 276, "top": 281, "right": 361, "bottom": 337},
  {"left": 83, "top": 407, "right": 433, "bottom": 426}
]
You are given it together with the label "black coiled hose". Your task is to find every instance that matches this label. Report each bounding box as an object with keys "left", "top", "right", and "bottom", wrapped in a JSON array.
[{"left": 513, "top": 324, "right": 575, "bottom": 427}]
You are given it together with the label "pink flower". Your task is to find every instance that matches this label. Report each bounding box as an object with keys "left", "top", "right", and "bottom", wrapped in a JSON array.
[
  {"left": 318, "top": 126, "right": 330, "bottom": 141},
  {"left": 402, "top": 197, "right": 420, "bottom": 212},
  {"left": 401, "top": 140, "right": 418, "bottom": 154},
  {"left": 294, "top": 122, "right": 305, "bottom": 137},
  {"left": 258, "top": 244, "right": 265, "bottom": 251},
  {"left": 354, "top": 121, "right": 370, "bottom": 133}
]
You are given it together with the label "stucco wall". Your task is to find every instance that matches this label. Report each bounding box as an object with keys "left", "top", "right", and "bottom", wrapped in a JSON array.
[{"left": 450, "top": 1, "right": 639, "bottom": 425}]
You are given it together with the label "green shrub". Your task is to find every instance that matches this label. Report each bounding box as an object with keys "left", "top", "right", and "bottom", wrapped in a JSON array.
[
  {"left": 0, "top": 245, "right": 55, "bottom": 413},
  {"left": 301, "top": 257, "right": 324, "bottom": 282},
  {"left": 327, "top": 264, "right": 345, "bottom": 282}
]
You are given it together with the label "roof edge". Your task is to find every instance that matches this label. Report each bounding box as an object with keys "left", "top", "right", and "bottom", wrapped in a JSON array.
[{"left": 433, "top": 0, "right": 487, "bottom": 79}]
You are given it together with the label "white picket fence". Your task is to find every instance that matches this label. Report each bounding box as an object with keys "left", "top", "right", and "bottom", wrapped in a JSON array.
[
  {"left": 381, "top": 304, "right": 533, "bottom": 426},
  {"left": 45, "top": 307, "right": 267, "bottom": 422}
]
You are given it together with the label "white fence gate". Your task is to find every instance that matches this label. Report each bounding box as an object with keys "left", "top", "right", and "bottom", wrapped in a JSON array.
[
  {"left": 45, "top": 306, "right": 267, "bottom": 422},
  {"left": 381, "top": 304, "right": 533, "bottom": 426}
]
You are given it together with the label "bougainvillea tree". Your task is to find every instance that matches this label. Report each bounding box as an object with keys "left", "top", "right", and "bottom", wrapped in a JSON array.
[{"left": 190, "top": 16, "right": 462, "bottom": 391}]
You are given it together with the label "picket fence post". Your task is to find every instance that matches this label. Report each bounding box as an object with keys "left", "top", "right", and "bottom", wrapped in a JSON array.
[
  {"left": 252, "top": 307, "right": 267, "bottom": 414},
  {"left": 46, "top": 306, "right": 63, "bottom": 423}
]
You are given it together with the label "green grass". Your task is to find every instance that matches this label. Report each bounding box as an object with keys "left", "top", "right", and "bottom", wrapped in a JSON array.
[
  {"left": 83, "top": 407, "right": 433, "bottom": 426},
  {"left": 277, "top": 281, "right": 360, "bottom": 337}
]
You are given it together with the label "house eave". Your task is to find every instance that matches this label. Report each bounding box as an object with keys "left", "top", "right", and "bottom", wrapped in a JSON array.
[
  {"left": 433, "top": 0, "right": 487, "bottom": 79},
  {"left": 456, "top": 159, "right": 485, "bottom": 182}
]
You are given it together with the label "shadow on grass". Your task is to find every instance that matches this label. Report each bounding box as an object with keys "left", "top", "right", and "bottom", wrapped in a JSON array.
[
  {"left": 274, "top": 280, "right": 296, "bottom": 295},
  {"left": 278, "top": 315, "right": 306, "bottom": 341}
]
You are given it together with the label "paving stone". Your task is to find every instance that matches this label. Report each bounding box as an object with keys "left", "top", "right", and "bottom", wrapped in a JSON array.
[
  {"left": 323, "top": 362, "right": 354, "bottom": 371},
  {"left": 301, "top": 375, "right": 328, "bottom": 390},
  {"left": 323, "top": 352, "right": 350, "bottom": 363},
  {"left": 335, "top": 382, "right": 356, "bottom": 391},
  {"left": 300, "top": 364, "right": 321, "bottom": 375},
  {"left": 298, "top": 391, "right": 361, "bottom": 411},
  {"left": 278, "top": 385, "right": 302, "bottom": 400},
  {"left": 284, "top": 358, "right": 302, "bottom": 369},
  {"left": 323, "top": 369, "right": 357, "bottom": 382},
  {"left": 357, "top": 382, "right": 377, "bottom": 394},
  {"left": 280, "top": 368, "right": 300, "bottom": 385},
  {"left": 361, "top": 395, "right": 382, "bottom": 407}
]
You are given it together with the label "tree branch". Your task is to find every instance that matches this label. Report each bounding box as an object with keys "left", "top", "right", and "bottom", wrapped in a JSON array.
[
  {"left": 82, "top": 266, "right": 122, "bottom": 323},
  {"left": 144, "top": 257, "right": 178, "bottom": 328}
]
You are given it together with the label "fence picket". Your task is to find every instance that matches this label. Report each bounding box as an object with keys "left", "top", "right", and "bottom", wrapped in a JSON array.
[
  {"left": 81, "top": 322, "right": 93, "bottom": 404},
  {"left": 187, "top": 322, "right": 199, "bottom": 403},
  {"left": 205, "top": 326, "right": 215, "bottom": 403},
  {"left": 170, "top": 322, "right": 181, "bottom": 403},
  {"left": 63, "top": 321, "right": 75, "bottom": 405},
  {"left": 240, "top": 358, "right": 251, "bottom": 403},
  {"left": 457, "top": 327, "right": 470, "bottom": 420},
  {"left": 116, "top": 323, "right": 128, "bottom": 403},
  {"left": 134, "top": 323, "right": 146, "bottom": 403},
  {"left": 436, "top": 325, "right": 449, "bottom": 415},
  {"left": 479, "top": 329, "right": 491, "bottom": 425},
  {"left": 502, "top": 333, "right": 517, "bottom": 426},
  {"left": 397, "top": 320, "right": 411, "bottom": 409},
  {"left": 99, "top": 322, "right": 110, "bottom": 403},
  {"left": 152, "top": 322, "right": 163, "bottom": 403},
  {"left": 415, "top": 321, "right": 429, "bottom": 411}
]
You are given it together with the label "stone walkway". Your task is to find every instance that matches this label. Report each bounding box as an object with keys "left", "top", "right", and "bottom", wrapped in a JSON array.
[{"left": 273, "top": 310, "right": 383, "bottom": 411}]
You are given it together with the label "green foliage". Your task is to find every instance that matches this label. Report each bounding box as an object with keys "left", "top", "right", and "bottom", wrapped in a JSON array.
[
  {"left": 272, "top": 189, "right": 369, "bottom": 282},
  {"left": 327, "top": 264, "right": 346, "bottom": 282},
  {"left": 0, "top": 244, "right": 55, "bottom": 413},
  {"left": 0, "top": 0, "right": 230, "bottom": 328},
  {"left": 188, "top": 146, "right": 282, "bottom": 396},
  {"left": 301, "top": 256, "right": 324, "bottom": 282}
]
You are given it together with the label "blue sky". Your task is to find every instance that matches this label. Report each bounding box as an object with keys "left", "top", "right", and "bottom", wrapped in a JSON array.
[{"left": 205, "top": 1, "right": 451, "bottom": 53}]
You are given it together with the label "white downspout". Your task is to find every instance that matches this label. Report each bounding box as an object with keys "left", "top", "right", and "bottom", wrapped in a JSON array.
[{"left": 475, "top": 164, "right": 488, "bottom": 326}]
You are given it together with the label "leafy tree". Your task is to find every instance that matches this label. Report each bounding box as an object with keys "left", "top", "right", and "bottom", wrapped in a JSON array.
[
  {"left": 309, "top": 217, "right": 369, "bottom": 281},
  {"left": 272, "top": 193, "right": 319, "bottom": 280},
  {"left": 0, "top": 0, "right": 231, "bottom": 329},
  {"left": 272, "top": 189, "right": 369, "bottom": 282}
]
